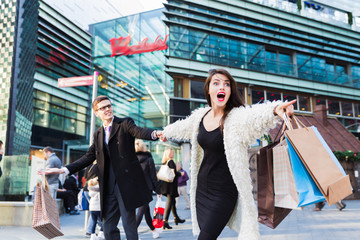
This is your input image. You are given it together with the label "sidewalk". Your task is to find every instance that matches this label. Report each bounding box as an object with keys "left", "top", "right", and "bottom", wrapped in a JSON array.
[{"left": 1, "top": 198, "right": 359, "bottom": 240}]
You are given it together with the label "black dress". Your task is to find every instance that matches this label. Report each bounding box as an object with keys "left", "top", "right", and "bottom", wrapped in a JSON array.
[{"left": 196, "top": 120, "right": 238, "bottom": 239}]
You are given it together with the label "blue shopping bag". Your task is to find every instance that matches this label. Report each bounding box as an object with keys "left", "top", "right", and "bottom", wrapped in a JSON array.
[{"left": 285, "top": 137, "right": 325, "bottom": 207}]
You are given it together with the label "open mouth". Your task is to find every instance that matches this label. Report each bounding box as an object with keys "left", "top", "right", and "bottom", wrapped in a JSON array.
[{"left": 217, "top": 92, "right": 225, "bottom": 102}]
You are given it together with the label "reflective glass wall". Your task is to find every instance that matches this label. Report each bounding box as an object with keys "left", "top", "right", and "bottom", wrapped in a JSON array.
[
  {"left": 91, "top": 9, "right": 172, "bottom": 129},
  {"left": 165, "top": 0, "right": 360, "bottom": 89}
]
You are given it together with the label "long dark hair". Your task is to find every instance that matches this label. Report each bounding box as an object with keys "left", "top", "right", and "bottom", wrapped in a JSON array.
[{"left": 204, "top": 68, "right": 245, "bottom": 132}]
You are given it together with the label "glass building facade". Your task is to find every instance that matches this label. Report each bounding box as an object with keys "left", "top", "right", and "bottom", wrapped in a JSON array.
[
  {"left": 32, "top": 0, "right": 92, "bottom": 150},
  {"left": 91, "top": 9, "right": 175, "bottom": 163},
  {"left": 0, "top": 0, "right": 92, "bottom": 200},
  {"left": 164, "top": 0, "right": 360, "bottom": 135}
]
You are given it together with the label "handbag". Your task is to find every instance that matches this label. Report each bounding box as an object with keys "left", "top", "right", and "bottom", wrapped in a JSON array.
[
  {"left": 285, "top": 115, "right": 352, "bottom": 205},
  {"left": 257, "top": 140, "right": 292, "bottom": 229},
  {"left": 156, "top": 160, "right": 175, "bottom": 183},
  {"left": 152, "top": 196, "right": 166, "bottom": 228},
  {"left": 273, "top": 140, "right": 299, "bottom": 209}
]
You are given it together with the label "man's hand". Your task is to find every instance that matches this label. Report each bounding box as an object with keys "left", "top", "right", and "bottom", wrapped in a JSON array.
[
  {"left": 38, "top": 168, "right": 64, "bottom": 175},
  {"left": 274, "top": 99, "right": 296, "bottom": 120}
]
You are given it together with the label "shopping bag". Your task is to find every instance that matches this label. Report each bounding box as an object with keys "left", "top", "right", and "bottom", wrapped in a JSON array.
[
  {"left": 285, "top": 116, "right": 352, "bottom": 205},
  {"left": 152, "top": 196, "right": 166, "bottom": 228},
  {"left": 257, "top": 141, "right": 292, "bottom": 229},
  {"left": 76, "top": 189, "right": 89, "bottom": 211},
  {"left": 273, "top": 140, "right": 299, "bottom": 209},
  {"left": 285, "top": 137, "right": 325, "bottom": 207},
  {"left": 32, "top": 182, "right": 64, "bottom": 239},
  {"left": 156, "top": 160, "right": 175, "bottom": 183}
]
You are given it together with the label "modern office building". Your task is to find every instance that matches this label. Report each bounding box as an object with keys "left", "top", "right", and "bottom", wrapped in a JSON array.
[
  {"left": 164, "top": 0, "right": 360, "bottom": 138},
  {"left": 90, "top": 8, "right": 176, "bottom": 162},
  {"left": 0, "top": 0, "right": 92, "bottom": 200}
]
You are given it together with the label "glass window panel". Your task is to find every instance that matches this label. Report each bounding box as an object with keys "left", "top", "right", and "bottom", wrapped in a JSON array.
[
  {"left": 315, "top": 98, "right": 326, "bottom": 106},
  {"left": 266, "top": 51, "right": 276, "bottom": 60},
  {"left": 299, "top": 95, "right": 311, "bottom": 112},
  {"left": 49, "top": 113, "right": 64, "bottom": 131},
  {"left": 328, "top": 100, "right": 340, "bottom": 115},
  {"left": 66, "top": 101, "right": 76, "bottom": 111},
  {"left": 354, "top": 103, "right": 360, "bottom": 118},
  {"left": 65, "top": 109, "right": 77, "bottom": 118},
  {"left": 279, "top": 53, "right": 291, "bottom": 63},
  {"left": 51, "top": 96, "right": 65, "bottom": 107},
  {"left": 76, "top": 121, "right": 86, "bottom": 136},
  {"left": 190, "top": 101, "right": 207, "bottom": 111},
  {"left": 266, "top": 91, "right": 281, "bottom": 102},
  {"left": 34, "top": 109, "right": 49, "bottom": 127},
  {"left": 77, "top": 112, "right": 86, "bottom": 121},
  {"left": 78, "top": 105, "right": 86, "bottom": 114},
  {"left": 64, "top": 118, "right": 76, "bottom": 133},
  {"left": 35, "top": 90, "right": 50, "bottom": 102},
  {"left": 34, "top": 99, "right": 50, "bottom": 111},
  {"left": 50, "top": 104, "right": 64, "bottom": 115},
  {"left": 190, "top": 80, "right": 205, "bottom": 99},
  {"left": 252, "top": 90, "right": 264, "bottom": 104},
  {"left": 341, "top": 102, "right": 353, "bottom": 117}
]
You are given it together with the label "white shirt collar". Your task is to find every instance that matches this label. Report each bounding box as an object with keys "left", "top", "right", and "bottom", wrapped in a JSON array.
[{"left": 103, "top": 117, "right": 114, "bottom": 130}]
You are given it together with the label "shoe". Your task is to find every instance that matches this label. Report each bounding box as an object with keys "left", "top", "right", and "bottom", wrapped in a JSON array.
[
  {"left": 174, "top": 217, "right": 185, "bottom": 225},
  {"left": 312, "top": 207, "right": 321, "bottom": 211},
  {"left": 339, "top": 203, "right": 346, "bottom": 211},
  {"left": 152, "top": 230, "right": 160, "bottom": 239},
  {"left": 85, "top": 232, "right": 91, "bottom": 238},
  {"left": 69, "top": 210, "right": 80, "bottom": 215},
  {"left": 98, "top": 231, "right": 105, "bottom": 239},
  {"left": 163, "top": 221, "right": 172, "bottom": 229},
  {"left": 90, "top": 233, "right": 98, "bottom": 240}
]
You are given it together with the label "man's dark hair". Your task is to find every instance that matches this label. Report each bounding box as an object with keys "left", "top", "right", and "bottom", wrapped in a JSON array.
[
  {"left": 92, "top": 95, "right": 111, "bottom": 110},
  {"left": 0, "top": 140, "right": 3, "bottom": 145},
  {"left": 43, "top": 146, "right": 54, "bottom": 153}
]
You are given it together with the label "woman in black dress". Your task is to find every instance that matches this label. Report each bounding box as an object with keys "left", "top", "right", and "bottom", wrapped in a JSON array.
[
  {"left": 160, "top": 69, "right": 296, "bottom": 239},
  {"left": 160, "top": 148, "right": 185, "bottom": 229}
]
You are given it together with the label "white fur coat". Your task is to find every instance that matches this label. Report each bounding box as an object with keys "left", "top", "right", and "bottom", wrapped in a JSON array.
[{"left": 163, "top": 101, "right": 281, "bottom": 240}]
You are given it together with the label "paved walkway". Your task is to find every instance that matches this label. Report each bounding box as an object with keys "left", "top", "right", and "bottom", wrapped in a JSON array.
[{"left": 1, "top": 198, "right": 359, "bottom": 240}]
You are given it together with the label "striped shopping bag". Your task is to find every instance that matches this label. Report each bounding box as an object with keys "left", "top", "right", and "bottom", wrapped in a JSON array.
[
  {"left": 273, "top": 140, "right": 299, "bottom": 209},
  {"left": 32, "top": 181, "right": 63, "bottom": 239}
]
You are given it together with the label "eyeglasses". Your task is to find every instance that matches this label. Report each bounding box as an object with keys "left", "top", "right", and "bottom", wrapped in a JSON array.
[{"left": 97, "top": 104, "right": 112, "bottom": 112}]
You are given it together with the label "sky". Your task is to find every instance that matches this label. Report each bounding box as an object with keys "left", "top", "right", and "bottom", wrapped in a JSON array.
[{"left": 44, "top": 0, "right": 166, "bottom": 31}]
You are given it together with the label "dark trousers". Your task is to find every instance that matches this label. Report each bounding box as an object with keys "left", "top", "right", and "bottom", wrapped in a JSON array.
[
  {"left": 136, "top": 204, "right": 155, "bottom": 231},
  {"left": 56, "top": 190, "right": 77, "bottom": 212},
  {"left": 102, "top": 184, "right": 138, "bottom": 240},
  {"left": 164, "top": 195, "right": 179, "bottom": 221}
]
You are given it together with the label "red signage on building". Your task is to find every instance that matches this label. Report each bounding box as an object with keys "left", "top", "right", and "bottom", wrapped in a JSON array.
[
  {"left": 58, "top": 75, "right": 93, "bottom": 88},
  {"left": 109, "top": 34, "right": 168, "bottom": 57}
]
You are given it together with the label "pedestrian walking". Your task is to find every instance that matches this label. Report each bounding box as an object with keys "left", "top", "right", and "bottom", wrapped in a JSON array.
[
  {"left": 160, "top": 68, "right": 295, "bottom": 239},
  {"left": 135, "top": 139, "right": 161, "bottom": 239},
  {"left": 176, "top": 162, "right": 190, "bottom": 210},
  {"left": 42, "top": 95, "right": 162, "bottom": 240},
  {"left": 43, "top": 146, "right": 62, "bottom": 199},
  {"left": 88, "top": 177, "right": 104, "bottom": 240},
  {"left": 160, "top": 148, "right": 185, "bottom": 230}
]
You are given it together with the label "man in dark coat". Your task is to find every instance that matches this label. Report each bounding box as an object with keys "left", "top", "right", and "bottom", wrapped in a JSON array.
[{"left": 43, "top": 95, "right": 161, "bottom": 240}]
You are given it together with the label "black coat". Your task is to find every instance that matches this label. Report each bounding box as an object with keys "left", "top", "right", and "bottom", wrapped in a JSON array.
[
  {"left": 66, "top": 116, "right": 155, "bottom": 211},
  {"left": 160, "top": 159, "right": 181, "bottom": 197},
  {"left": 136, "top": 151, "right": 161, "bottom": 195}
]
